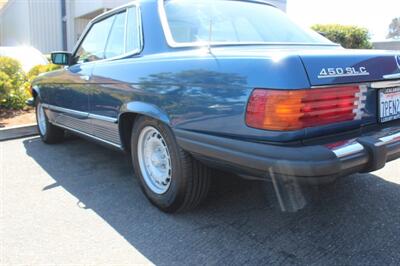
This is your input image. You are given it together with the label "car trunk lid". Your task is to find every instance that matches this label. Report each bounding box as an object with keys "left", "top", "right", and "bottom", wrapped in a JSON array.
[{"left": 299, "top": 49, "right": 400, "bottom": 86}]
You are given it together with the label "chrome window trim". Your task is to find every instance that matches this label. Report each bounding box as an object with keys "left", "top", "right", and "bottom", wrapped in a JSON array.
[
  {"left": 43, "top": 104, "right": 118, "bottom": 123},
  {"left": 124, "top": 10, "right": 129, "bottom": 53},
  {"left": 157, "top": 0, "right": 339, "bottom": 49},
  {"left": 71, "top": 1, "right": 143, "bottom": 65}
]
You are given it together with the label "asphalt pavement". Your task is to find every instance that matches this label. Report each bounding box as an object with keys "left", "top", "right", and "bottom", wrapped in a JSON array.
[{"left": 1, "top": 136, "right": 400, "bottom": 265}]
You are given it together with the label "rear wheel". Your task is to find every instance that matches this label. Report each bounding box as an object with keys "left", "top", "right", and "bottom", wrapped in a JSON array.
[
  {"left": 35, "top": 99, "right": 64, "bottom": 144},
  {"left": 131, "top": 116, "right": 211, "bottom": 213}
]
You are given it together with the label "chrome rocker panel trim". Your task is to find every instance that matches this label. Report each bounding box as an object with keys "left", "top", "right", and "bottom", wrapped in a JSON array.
[
  {"left": 52, "top": 121, "right": 123, "bottom": 149},
  {"left": 42, "top": 104, "right": 118, "bottom": 123},
  {"left": 42, "top": 104, "right": 122, "bottom": 149}
]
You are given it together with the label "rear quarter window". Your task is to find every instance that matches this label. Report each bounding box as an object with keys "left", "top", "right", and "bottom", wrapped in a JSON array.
[{"left": 162, "top": 0, "right": 332, "bottom": 45}]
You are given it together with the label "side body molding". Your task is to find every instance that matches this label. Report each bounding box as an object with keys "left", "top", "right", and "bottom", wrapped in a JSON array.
[{"left": 119, "top": 101, "right": 171, "bottom": 125}]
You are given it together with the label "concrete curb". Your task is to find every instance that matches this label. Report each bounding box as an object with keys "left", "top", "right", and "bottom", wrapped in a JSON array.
[{"left": 0, "top": 124, "right": 38, "bottom": 141}]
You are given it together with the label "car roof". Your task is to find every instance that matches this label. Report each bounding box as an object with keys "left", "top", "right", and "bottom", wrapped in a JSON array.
[{"left": 90, "top": 0, "right": 277, "bottom": 24}]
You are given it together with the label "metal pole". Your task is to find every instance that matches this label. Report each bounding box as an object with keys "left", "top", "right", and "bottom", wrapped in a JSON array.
[{"left": 61, "top": 0, "right": 67, "bottom": 50}]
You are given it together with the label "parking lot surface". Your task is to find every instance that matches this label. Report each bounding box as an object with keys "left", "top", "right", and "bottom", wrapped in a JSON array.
[{"left": 1, "top": 136, "right": 400, "bottom": 265}]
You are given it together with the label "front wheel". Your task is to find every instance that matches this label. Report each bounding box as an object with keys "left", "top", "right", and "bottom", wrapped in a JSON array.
[
  {"left": 131, "top": 116, "right": 211, "bottom": 213},
  {"left": 35, "top": 99, "right": 64, "bottom": 144}
]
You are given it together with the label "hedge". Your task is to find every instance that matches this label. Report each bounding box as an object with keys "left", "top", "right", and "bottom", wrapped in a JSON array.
[{"left": 311, "top": 24, "right": 372, "bottom": 49}]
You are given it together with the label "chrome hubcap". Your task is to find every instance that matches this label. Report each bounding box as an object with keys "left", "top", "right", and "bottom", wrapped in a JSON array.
[
  {"left": 137, "top": 126, "right": 172, "bottom": 194},
  {"left": 37, "top": 103, "right": 47, "bottom": 136}
]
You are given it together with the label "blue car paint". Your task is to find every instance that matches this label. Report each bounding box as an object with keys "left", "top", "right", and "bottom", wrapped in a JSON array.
[
  {"left": 299, "top": 49, "right": 400, "bottom": 86},
  {"left": 90, "top": 48, "right": 315, "bottom": 141},
  {"left": 120, "top": 101, "right": 171, "bottom": 125},
  {"left": 33, "top": 0, "right": 400, "bottom": 148}
]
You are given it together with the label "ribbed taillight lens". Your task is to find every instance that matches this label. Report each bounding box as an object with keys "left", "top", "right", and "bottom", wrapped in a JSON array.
[{"left": 246, "top": 86, "right": 365, "bottom": 131}]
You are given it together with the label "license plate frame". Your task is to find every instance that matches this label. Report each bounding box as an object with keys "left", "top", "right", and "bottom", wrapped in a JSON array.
[{"left": 379, "top": 87, "right": 400, "bottom": 123}]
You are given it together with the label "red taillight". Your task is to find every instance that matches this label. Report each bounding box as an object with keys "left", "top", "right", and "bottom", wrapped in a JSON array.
[{"left": 246, "top": 86, "right": 364, "bottom": 131}]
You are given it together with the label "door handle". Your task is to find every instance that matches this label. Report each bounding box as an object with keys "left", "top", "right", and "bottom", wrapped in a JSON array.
[{"left": 80, "top": 75, "right": 90, "bottom": 81}]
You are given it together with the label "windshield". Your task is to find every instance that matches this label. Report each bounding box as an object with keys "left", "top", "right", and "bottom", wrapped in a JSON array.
[{"left": 162, "top": 0, "right": 333, "bottom": 46}]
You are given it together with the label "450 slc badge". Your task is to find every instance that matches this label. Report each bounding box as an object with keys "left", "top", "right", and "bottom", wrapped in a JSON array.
[{"left": 318, "top": 67, "right": 370, "bottom": 79}]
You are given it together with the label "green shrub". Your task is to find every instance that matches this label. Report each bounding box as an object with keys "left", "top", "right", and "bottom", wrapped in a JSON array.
[
  {"left": 0, "top": 71, "right": 13, "bottom": 98},
  {"left": 26, "top": 64, "right": 61, "bottom": 82},
  {"left": 0, "top": 56, "right": 60, "bottom": 110},
  {"left": 0, "top": 56, "right": 25, "bottom": 92},
  {"left": 1, "top": 88, "right": 31, "bottom": 110},
  {"left": 311, "top": 24, "right": 372, "bottom": 49},
  {"left": 0, "top": 57, "right": 27, "bottom": 109},
  {"left": 23, "top": 64, "right": 61, "bottom": 93}
]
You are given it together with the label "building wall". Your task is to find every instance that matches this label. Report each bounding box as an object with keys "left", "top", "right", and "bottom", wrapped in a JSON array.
[
  {"left": 373, "top": 41, "right": 400, "bottom": 51},
  {"left": 28, "top": 0, "right": 63, "bottom": 53},
  {"left": 0, "top": 0, "right": 62, "bottom": 54},
  {"left": 0, "top": 0, "right": 30, "bottom": 47},
  {"left": 74, "top": 0, "right": 129, "bottom": 18}
]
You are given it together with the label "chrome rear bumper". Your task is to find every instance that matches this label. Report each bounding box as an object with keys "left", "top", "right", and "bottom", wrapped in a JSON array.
[
  {"left": 331, "top": 128, "right": 400, "bottom": 174},
  {"left": 176, "top": 125, "right": 400, "bottom": 184}
]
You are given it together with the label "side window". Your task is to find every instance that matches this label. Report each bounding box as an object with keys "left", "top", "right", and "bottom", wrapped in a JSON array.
[
  {"left": 125, "top": 7, "right": 140, "bottom": 52},
  {"left": 74, "top": 6, "right": 140, "bottom": 64},
  {"left": 75, "top": 16, "right": 114, "bottom": 63},
  {"left": 104, "top": 12, "right": 126, "bottom": 59}
]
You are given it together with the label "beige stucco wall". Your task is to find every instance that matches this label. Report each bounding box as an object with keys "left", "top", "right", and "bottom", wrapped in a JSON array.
[
  {"left": 28, "top": 0, "right": 63, "bottom": 53},
  {"left": 74, "top": 0, "right": 129, "bottom": 18},
  {"left": 0, "top": 0, "right": 30, "bottom": 48},
  {"left": 0, "top": 0, "right": 62, "bottom": 54},
  {"left": 373, "top": 41, "right": 400, "bottom": 51}
]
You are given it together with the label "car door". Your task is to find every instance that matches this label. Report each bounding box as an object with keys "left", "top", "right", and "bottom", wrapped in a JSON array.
[
  {"left": 89, "top": 5, "right": 142, "bottom": 145},
  {"left": 49, "top": 15, "right": 115, "bottom": 135}
]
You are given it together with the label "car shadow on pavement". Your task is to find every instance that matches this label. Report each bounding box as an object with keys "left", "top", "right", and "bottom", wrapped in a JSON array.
[{"left": 23, "top": 137, "right": 400, "bottom": 265}]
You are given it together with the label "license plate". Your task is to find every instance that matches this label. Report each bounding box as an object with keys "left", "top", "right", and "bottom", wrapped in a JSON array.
[{"left": 379, "top": 87, "right": 400, "bottom": 123}]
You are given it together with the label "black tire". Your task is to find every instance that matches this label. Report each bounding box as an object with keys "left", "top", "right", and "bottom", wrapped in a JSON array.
[
  {"left": 35, "top": 98, "right": 64, "bottom": 144},
  {"left": 131, "top": 116, "right": 211, "bottom": 213}
]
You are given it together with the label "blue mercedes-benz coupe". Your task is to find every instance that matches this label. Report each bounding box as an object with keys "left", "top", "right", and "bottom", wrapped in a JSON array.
[{"left": 31, "top": 0, "right": 400, "bottom": 212}]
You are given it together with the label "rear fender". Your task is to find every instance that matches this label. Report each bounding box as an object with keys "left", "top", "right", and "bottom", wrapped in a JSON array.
[
  {"left": 119, "top": 101, "right": 171, "bottom": 125},
  {"left": 31, "top": 85, "right": 41, "bottom": 100},
  {"left": 118, "top": 102, "right": 171, "bottom": 151},
  {"left": 25, "top": 85, "right": 41, "bottom": 107}
]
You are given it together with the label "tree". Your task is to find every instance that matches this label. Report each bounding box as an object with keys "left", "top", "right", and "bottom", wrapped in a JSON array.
[
  {"left": 312, "top": 24, "right": 372, "bottom": 49},
  {"left": 387, "top": 17, "right": 400, "bottom": 39}
]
